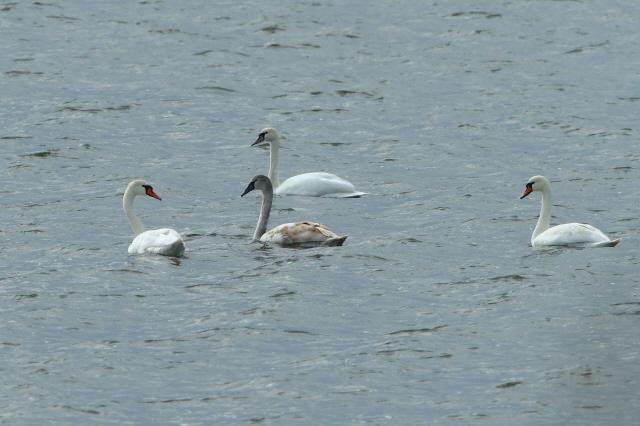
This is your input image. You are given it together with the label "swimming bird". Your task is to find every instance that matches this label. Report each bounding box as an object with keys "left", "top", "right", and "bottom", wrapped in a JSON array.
[
  {"left": 123, "top": 180, "right": 185, "bottom": 256},
  {"left": 241, "top": 175, "right": 347, "bottom": 246},
  {"left": 251, "top": 127, "right": 365, "bottom": 197},
  {"left": 520, "top": 175, "right": 620, "bottom": 248}
]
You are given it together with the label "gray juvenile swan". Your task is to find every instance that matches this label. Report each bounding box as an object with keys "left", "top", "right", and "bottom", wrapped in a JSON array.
[
  {"left": 241, "top": 175, "right": 347, "bottom": 246},
  {"left": 520, "top": 175, "right": 620, "bottom": 248},
  {"left": 123, "top": 180, "right": 185, "bottom": 256},
  {"left": 251, "top": 127, "right": 365, "bottom": 198}
]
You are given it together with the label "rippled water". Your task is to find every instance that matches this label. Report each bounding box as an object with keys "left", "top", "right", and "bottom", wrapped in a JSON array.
[{"left": 2, "top": 0, "right": 639, "bottom": 424}]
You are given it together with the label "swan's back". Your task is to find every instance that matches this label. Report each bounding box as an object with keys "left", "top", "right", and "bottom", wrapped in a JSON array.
[
  {"left": 128, "top": 228, "right": 185, "bottom": 256},
  {"left": 276, "top": 172, "right": 365, "bottom": 197},
  {"left": 260, "top": 221, "right": 347, "bottom": 246},
  {"left": 533, "top": 223, "right": 613, "bottom": 247}
]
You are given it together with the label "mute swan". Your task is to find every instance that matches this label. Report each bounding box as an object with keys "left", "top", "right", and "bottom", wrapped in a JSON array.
[
  {"left": 241, "top": 175, "right": 347, "bottom": 246},
  {"left": 251, "top": 127, "right": 365, "bottom": 198},
  {"left": 123, "top": 180, "right": 185, "bottom": 256},
  {"left": 520, "top": 175, "right": 620, "bottom": 248}
]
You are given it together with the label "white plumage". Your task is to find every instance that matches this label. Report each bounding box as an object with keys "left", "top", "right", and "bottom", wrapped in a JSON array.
[
  {"left": 123, "top": 180, "right": 185, "bottom": 257},
  {"left": 128, "top": 228, "right": 185, "bottom": 256},
  {"left": 252, "top": 127, "right": 365, "bottom": 198},
  {"left": 520, "top": 175, "right": 619, "bottom": 248}
]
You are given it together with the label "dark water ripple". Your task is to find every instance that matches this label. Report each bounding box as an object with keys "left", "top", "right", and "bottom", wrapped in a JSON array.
[{"left": 1, "top": 0, "right": 639, "bottom": 425}]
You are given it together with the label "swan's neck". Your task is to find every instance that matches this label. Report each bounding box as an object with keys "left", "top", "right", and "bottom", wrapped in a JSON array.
[
  {"left": 123, "top": 189, "right": 145, "bottom": 236},
  {"left": 533, "top": 187, "right": 552, "bottom": 242},
  {"left": 254, "top": 185, "right": 273, "bottom": 241},
  {"left": 268, "top": 139, "right": 280, "bottom": 189}
]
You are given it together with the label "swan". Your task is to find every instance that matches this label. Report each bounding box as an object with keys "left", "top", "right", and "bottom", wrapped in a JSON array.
[
  {"left": 241, "top": 175, "right": 348, "bottom": 246},
  {"left": 520, "top": 175, "right": 620, "bottom": 248},
  {"left": 251, "top": 127, "right": 365, "bottom": 198},
  {"left": 123, "top": 180, "right": 185, "bottom": 256}
]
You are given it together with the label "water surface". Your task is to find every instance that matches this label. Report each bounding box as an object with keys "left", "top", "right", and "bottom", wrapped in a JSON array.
[{"left": 1, "top": 1, "right": 639, "bottom": 424}]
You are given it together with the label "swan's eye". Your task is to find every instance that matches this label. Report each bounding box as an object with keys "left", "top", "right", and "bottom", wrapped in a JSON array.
[{"left": 527, "top": 182, "right": 533, "bottom": 188}]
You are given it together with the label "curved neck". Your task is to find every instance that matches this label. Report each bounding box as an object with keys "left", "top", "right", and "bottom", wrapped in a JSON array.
[
  {"left": 268, "top": 139, "right": 280, "bottom": 188},
  {"left": 254, "top": 184, "right": 273, "bottom": 241},
  {"left": 123, "top": 188, "right": 144, "bottom": 236},
  {"left": 533, "top": 186, "right": 552, "bottom": 242}
]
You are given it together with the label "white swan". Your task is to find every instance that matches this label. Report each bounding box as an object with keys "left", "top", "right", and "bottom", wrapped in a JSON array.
[
  {"left": 123, "top": 180, "right": 185, "bottom": 256},
  {"left": 520, "top": 175, "right": 620, "bottom": 248},
  {"left": 241, "top": 175, "right": 348, "bottom": 246},
  {"left": 251, "top": 127, "right": 365, "bottom": 198}
]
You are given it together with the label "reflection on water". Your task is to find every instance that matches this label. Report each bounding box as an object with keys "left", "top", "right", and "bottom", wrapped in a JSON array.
[{"left": 1, "top": 0, "right": 639, "bottom": 424}]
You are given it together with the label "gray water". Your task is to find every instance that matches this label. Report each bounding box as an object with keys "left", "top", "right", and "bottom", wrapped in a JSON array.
[{"left": 1, "top": 0, "right": 639, "bottom": 424}]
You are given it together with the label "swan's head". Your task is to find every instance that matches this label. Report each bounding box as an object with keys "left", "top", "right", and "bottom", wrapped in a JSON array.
[
  {"left": 520, "top": 175, "right": 550, "bottom": 199},
  {"left": 127, "top": 179, "right": 162, "bottom": 200},
  {"left": 251, "top": 127, "right": 279, "bottom": 146},
  {"left": 241, "top": 175, "right": 273, "bottom": 197}
]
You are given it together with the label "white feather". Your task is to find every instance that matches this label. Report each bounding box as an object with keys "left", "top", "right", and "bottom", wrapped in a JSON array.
[
  {"left": 123, "top": 180, "right": 186, "bottom": 257},
  {"left": 128, "top": 228, "right": 185, "bottom": 256},
  {"left": 254, "top": 128, "right": 365, "bottom": 198},
  {"left": 532, "top": 223, "right": 613, "bottom": 247},
  {"left": 275, "top": 172, "right": 364, "bottom": 197},
  {"left": 521, "top": 175, "right": 619, "bottom": 248}
]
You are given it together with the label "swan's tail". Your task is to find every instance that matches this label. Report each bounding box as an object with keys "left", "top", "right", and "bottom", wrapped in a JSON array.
[
  {"left": 591, "top": 238, "right": 620, "bottom": 248},
  {"left": 336, "top": 191, "right": 366, "bottom": 198},
  {"left": 323, "top": 236, "right": 348, "bottom": 246}
]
